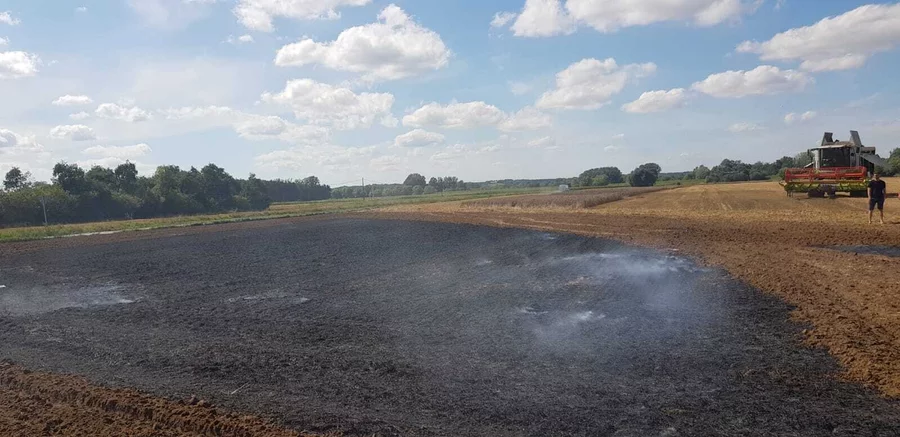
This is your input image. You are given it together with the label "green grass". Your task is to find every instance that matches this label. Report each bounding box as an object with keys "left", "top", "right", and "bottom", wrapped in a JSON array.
[{"left": 0, "top": 187, "right": 549, "bottom": 243}]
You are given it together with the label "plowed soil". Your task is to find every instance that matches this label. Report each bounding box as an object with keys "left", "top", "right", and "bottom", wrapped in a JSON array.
[
  {"left": 370, "top": 179, "right": 900, "bottom": 397},
  {"left": 1, "top": 217, "right": 899, "bottom": 436}
]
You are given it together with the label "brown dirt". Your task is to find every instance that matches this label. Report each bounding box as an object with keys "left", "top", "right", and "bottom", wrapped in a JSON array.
[
  {"left": 363, "top": 179, "right": 900, "bottom": 397},
  {"left": 462, "top": 186, "right": 668, "bottom": 208},
  {"left": 0, "top": 361, "right": 317, "bottom": 437}
]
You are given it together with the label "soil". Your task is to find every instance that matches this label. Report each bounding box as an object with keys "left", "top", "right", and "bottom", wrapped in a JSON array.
[
  {"left": 370, "top": 179, "right": 900, "bottom": 398},
  {"left": 1, "top": 217, "right": 899, "bottom": 436}
]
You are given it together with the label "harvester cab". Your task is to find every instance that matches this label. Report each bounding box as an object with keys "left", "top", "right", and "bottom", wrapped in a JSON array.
[{"left": 781, "top": 130, "right": 889, "bottom": 198}]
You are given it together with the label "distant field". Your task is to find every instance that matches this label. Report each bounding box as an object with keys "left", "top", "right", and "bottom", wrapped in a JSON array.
[
  {"left": 0, "top": 187, "right": 549, "bottom": 243},
  {"left": 462, "top": 186, "right": 669, "bottom": 209}
]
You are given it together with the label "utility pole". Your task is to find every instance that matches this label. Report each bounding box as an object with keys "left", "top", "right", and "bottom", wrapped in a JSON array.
[{"left": 39, "top": 196, "right": 48, "bottom": 226}]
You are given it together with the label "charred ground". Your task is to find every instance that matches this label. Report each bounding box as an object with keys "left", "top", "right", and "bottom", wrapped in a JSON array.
[{"left": 0, "top": 218, "right": 898, "bottom": 436}]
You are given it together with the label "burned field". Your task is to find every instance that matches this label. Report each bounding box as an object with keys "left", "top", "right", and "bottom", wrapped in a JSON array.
[{"left": 0, "top": 218, "right": 899, "bottom": 436}]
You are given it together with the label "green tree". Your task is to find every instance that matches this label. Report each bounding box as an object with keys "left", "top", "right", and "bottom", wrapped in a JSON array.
[
  {"left": 242, "top": 173, "right": 272, "bottom": 210},
  {"left": 578, "top": 167, "right": 623, "bottom": 186},
  {"left": 114, "top": 162, "right": 139, "bottom": 194},
  {"left": 629, "top": 165, "right": 659, "bottom": 187},
  {"left": 591, "top": 175, "right": 609, "bottom": 186},
  {"left": 404, "top": 173, "right": 427, "bottom": 186},
  {"left": 52, "top": 162, "right": 88, "bottom": 195},
  {"left": 3, "top": 167, "right": 31, "bottom": 191},
  {"left": 691, "top": 165, "right": 710, "bottom": 180}
]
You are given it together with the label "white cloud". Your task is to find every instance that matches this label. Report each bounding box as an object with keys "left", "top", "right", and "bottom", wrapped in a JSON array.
[
  {"left": 526, "top": 136, "right": 556, "bottom": 149},
  {"left": 275, "top": 5, "right": 450, "bottom": 82},
  {"left": 226, "top": 34, "right": 254, "bottom": 44},
  {"left": 235, "top": 0, "right": 371, "bottom": 32},
  {"left": 52, "top": 94, "right": 94, "bottom": 106},
  {"left": 498, "top": 106, "right": 552, "bottom": 131},
  {"left": 0, "top": 11, "right": 20, "bottom": 26},
  {"left": 82, "top": 144, "right": 152, "bottom": 159},
  {"left": 76, "top": 6, "right": 88, "bottom": 13},
  {"left": 736, "top": 4, "right": 900, "bottom": 72},
  {"left": 491, "top": 11, "right": 518, "bottom": 28},
  {"left": 70, "top": 112, "right": 91, "bottom": 120},
  {"left": 774, "top": 0, "right": 786, "bottom": 10},
  {"left": 510, "top": 0, "right": 755, "bottom": 37},
  {"left": 255, "top": 144, "right": 375, "bottom": 171},
  {"left": 0, "top": 51, "right": 40, "bottom": 79},
  {"left": 0, "top": 37, "right": 8, "bottom": 47},
  {"left": 370, "top": 154, "right": 405, "bottom": 172},
  {"left": 402, "top": 102, "right": 552, "bottom": 132},
  {"left": 603, "top": 145, "right": 621, "bottom": 152},
  {"left": 509, "top": 81, "right": 533, "bottom": 95},
  {"left": 262, "top": 79, "right": 394, "bottom": 130},
  {"left": 95, "top": 103, "right": 152, "bottom": 122},
  {"left": 691, "top": 65, "right": 812, "bottom": 98},
  {"left": 536, "top": 58, "right": 656, "bottom": 109},
  {"left": 622, "top": 88, "right": 687, "bottom": 113},
  {"left": 234, "top": 114, "right": 328, "bottom": 144},
  {"left": 160, "top": 105, "right": 328, "bottom": 145},
  {"left": 0, "top": 128, "right": 41, "bottom": 151},
  {"left": 784, "top": 110, "right": 817, "bottom": 124},
  {"left": 611, "top": 133, "right": 625, "bottom": 140},
  {"left": 511, "top": 0, "right": 575, "bottom": 37},
  {"left": 394, "top": 129, "right": 445, "bottom": 148},
  {"left": 49, "top": 124, "right": 97, "bottom": 141},
  {"left": 403, "top": 101, "right": 506, "bottom": 129},
  {"left": 728, "top": 122, "right": 764, "bottom": 133}
]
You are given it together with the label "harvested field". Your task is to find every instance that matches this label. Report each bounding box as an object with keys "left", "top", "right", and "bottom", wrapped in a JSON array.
[
  {"left": 1, "top": 218, "right": 899, "bottom": 436},
  {"left": 462, "top": 187, "right": 667, "bottom": 209},
  {"left": 372, "top": 178, "right": 900, "bottom": 398}
]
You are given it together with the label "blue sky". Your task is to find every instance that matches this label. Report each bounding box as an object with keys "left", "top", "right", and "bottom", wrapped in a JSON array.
[{"left": 2, "top": 0, "right": 899, "bottom": 185}]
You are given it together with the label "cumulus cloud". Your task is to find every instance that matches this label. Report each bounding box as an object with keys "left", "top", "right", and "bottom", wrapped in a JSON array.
[
  {"left": 509, "top": 81, "right": 533, "bottom": 95},
  {"left": 394, "top": 129, "right": 445, "bottom": 148},
  {"left": 262, "top": 79, "right": 394, "bottom": 130},
  {"left": 491, "top": 11, "right": 518, "bottom": 28},
  {"left": 737, "top": 4, "right": 900, "bottom": 72},
  {"left": 0, "top": 51, "right": 40, "bottom": 79},
  {"left": 52, "top": 95, "right": 94, "bottom": 106},
  {"left": 235, "top": 0, "right": 370, "bottom": 32},
  {"left": 498, "top": 106, "right": 552, "bottom": 131},
  {"left": 275, "top": 5, "right": 450, "bottom": 82},
  {"left": 0, "top": 128, "right": 42, "bottom": 151},
  {"left": 94, "top": 103, "right": 152, "bottom": 122},
  {"left": 403, "top": 101, "right": 506, "bottom": 129},
  {"left": 728, "top": 122, "right": 764, "bottom": 133},
  {"left": 0, "top": 37, "right": 8, "bottom": 47},
  {"left": 536, "top": 58, "right": 656, "bottom": 109},
  {"left": 511, "top": 0, "right": 575, "bottom": 37},
  {"left": 691, "top": 65, "right": 812, "bottom": 98},
  {"left": 509, "top": 0, "right": 756, "bottom": 37},
  {"left": 225, "top": 34, "right": 255, "bottom": 44},
  {"left": 82, "top": 143, "right": 152, "bottom": 159},
  {"left": 0, "top": 11, "right": 20, "bottom": 26},
  {"left": 784, "top": 110, "right": 817, "bottom": 124},
  {"left": 622, "top": 88, "right": 687, "bottom": 113},
  {"left": 234, "top": 114, "right": 328, "bottom": 143},
  {"left": 49, "top": 124, "right": 97, "bottom": 141}
]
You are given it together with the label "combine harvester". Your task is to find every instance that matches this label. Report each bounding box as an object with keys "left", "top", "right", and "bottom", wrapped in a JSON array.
[{"left": 781, "top": 130, "right": 890, "bottom": 198}]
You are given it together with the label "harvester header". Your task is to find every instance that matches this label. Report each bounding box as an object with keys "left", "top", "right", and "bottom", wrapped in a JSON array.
[{"left": 781, "top": 130, "right": 889, "bottom": 198}]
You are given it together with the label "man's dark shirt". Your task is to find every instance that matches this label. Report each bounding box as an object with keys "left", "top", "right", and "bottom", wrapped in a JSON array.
[{"left": 869, "top": 179, "right": 887, "bottom": 199}]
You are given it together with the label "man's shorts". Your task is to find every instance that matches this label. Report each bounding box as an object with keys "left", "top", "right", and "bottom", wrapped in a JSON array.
[{"left": 869, "top": 197, "right": 885, "bottom": 211}]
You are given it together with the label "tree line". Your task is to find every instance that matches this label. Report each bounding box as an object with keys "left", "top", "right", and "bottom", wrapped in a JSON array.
[
  {"left": 331, "top": 173, "right": 469, "bottom": 199},
  {"left": 1, "top": 162, "right": 331, "bottom": 227}
]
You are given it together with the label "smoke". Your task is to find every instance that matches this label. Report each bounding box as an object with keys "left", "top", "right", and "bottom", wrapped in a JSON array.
[{"left": 0, "top": 284, "right": 136, "bottom": 316}]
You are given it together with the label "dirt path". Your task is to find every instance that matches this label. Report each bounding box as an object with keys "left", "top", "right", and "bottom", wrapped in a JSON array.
[
  {"left": 367, "top": 179, "right": 900, "bottom": 397},
  {"left": 0, "top": 361, "right": 309, "bottom": 437}
]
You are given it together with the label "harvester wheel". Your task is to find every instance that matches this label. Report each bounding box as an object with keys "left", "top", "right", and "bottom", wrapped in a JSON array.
[
  {"left": 850, "top": 190, "right": 867, "bottom": 198},
  {"left": 808, "top": 190, "right": 825, "bottom": 198}
]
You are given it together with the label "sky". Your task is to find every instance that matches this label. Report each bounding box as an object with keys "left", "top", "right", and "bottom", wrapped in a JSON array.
[{"left": 2, "top": 0, "right": 900, "bottom": 186}]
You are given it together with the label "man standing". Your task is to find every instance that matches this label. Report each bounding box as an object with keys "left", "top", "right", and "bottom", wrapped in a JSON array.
[{"left": 868, "top": 172, "right": 887, "bottom": 224}]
